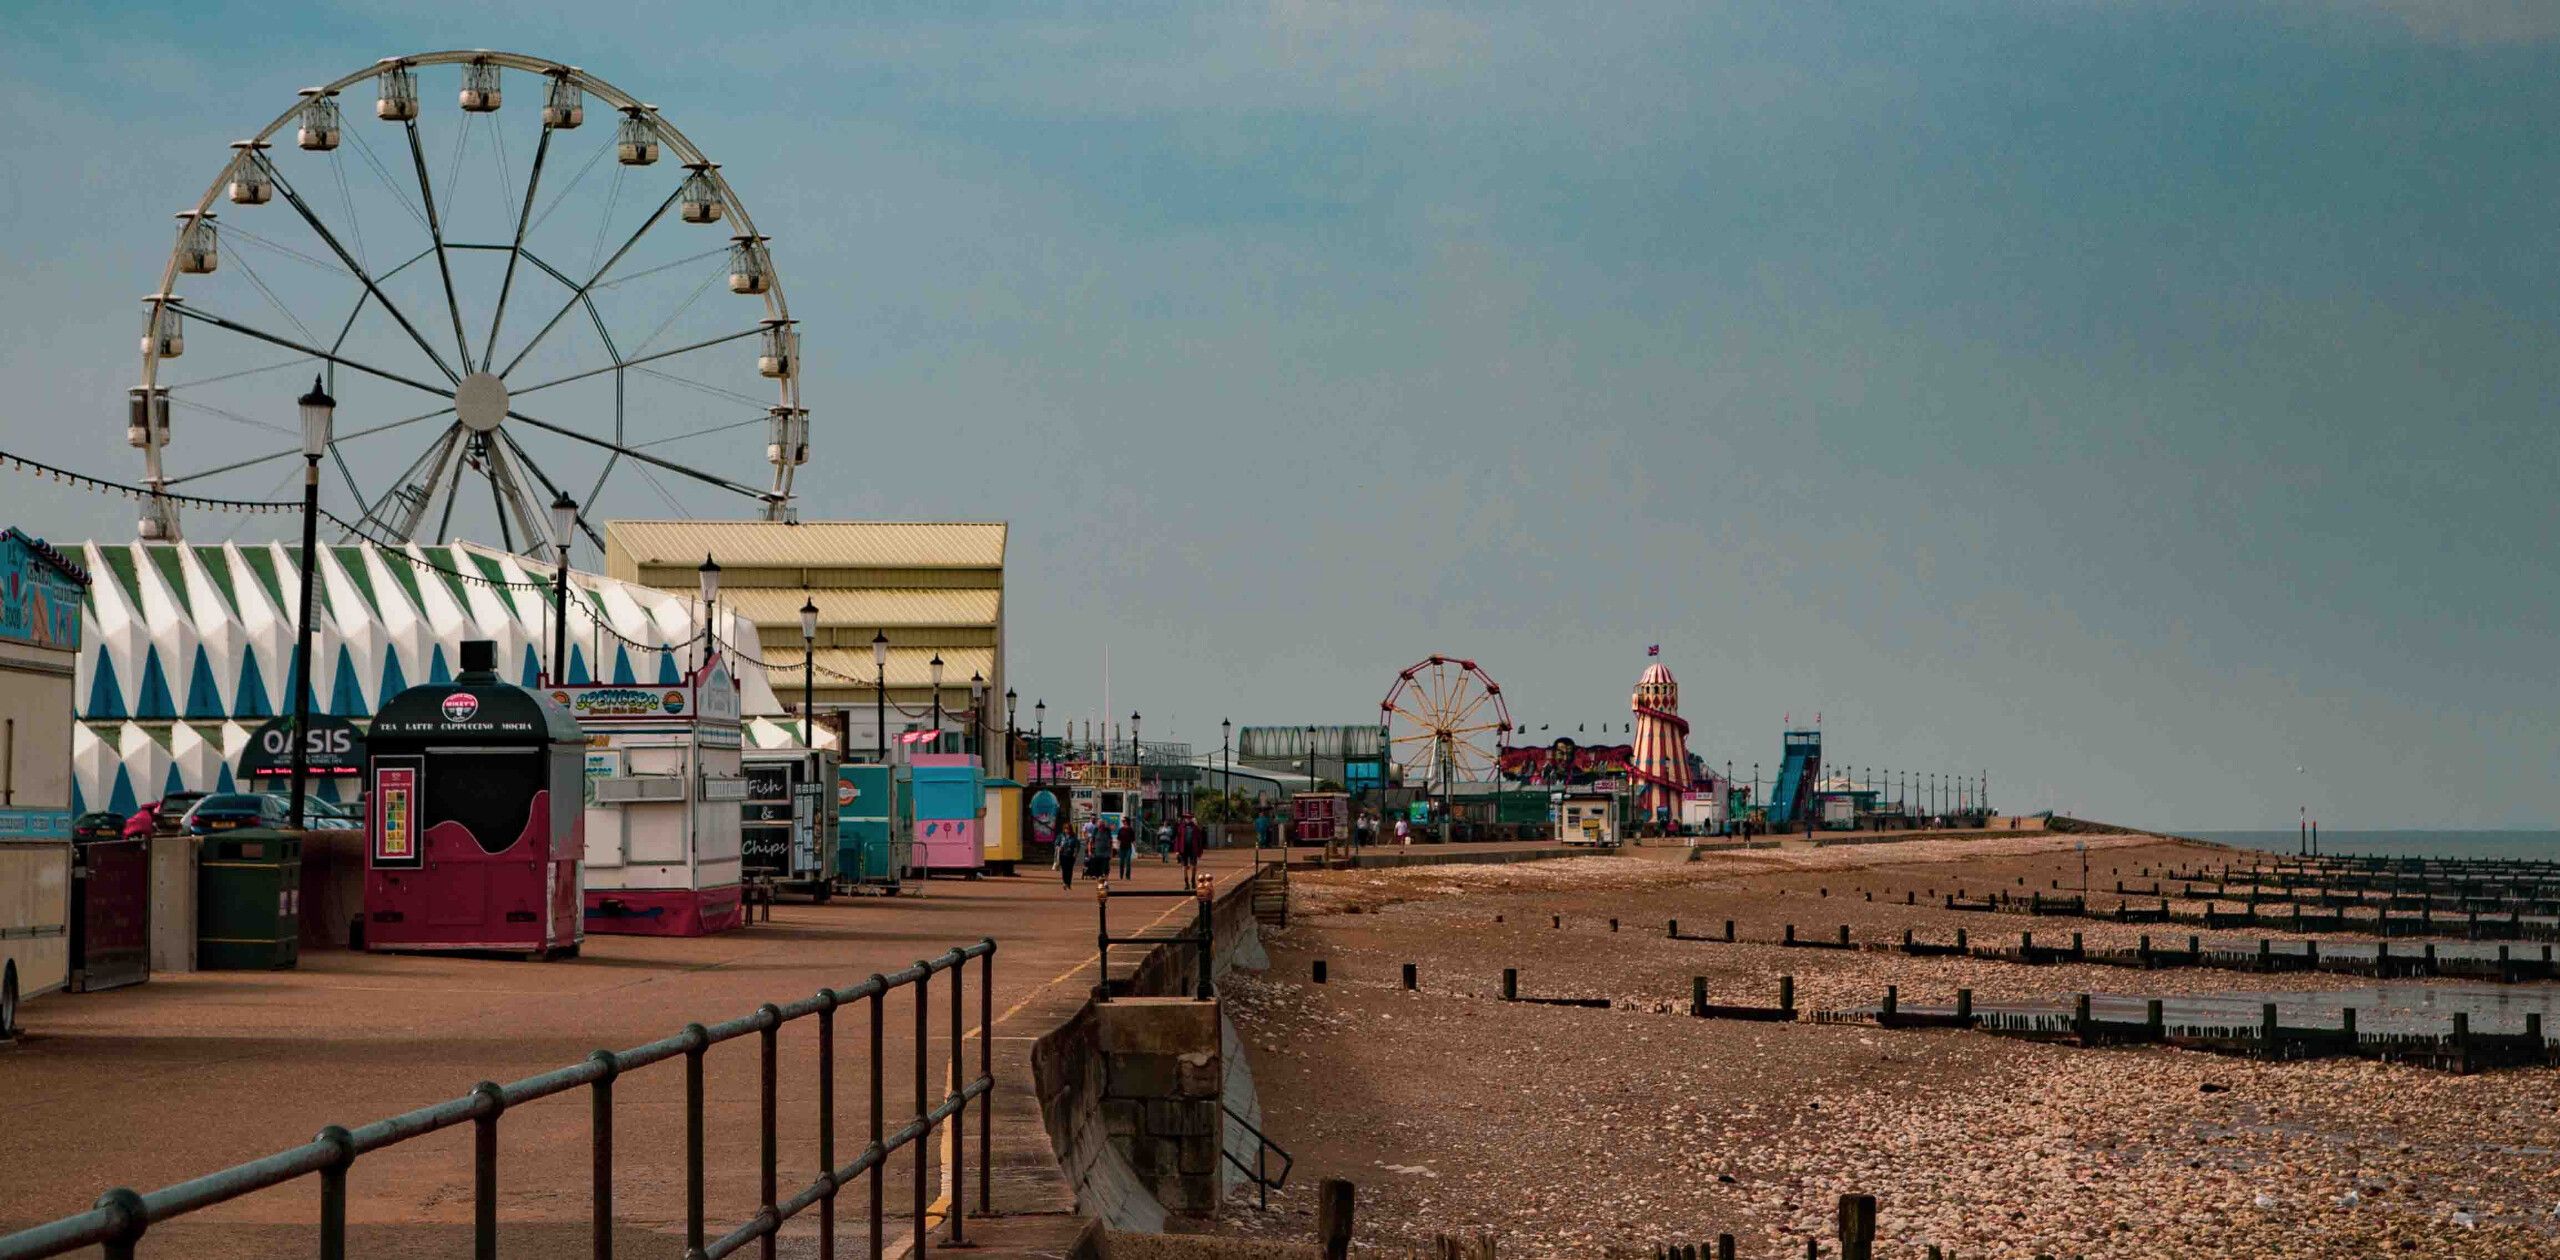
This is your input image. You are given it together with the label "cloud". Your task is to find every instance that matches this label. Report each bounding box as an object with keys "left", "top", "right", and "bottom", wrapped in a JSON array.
[{"left": 2313, "top": 0, "right": 2560, "bottom": 47}]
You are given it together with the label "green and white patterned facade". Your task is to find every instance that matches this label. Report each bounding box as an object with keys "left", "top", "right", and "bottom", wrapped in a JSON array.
[{"left": 72, "top": 539, "right": 794, "bottom": 817}]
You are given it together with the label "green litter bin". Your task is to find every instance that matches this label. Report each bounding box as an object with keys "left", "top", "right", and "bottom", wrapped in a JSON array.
[{"left": 198, "top": 828, "right": 301, "bottom": 970}]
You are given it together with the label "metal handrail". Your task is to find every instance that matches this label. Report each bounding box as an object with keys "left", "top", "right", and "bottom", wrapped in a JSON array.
[
  {"left": 0, "top": 938, "right": 1000, "bottom": 1260},
  {"left": 1218, "top": 1101, "right": 1293, "bottom": 1210}
]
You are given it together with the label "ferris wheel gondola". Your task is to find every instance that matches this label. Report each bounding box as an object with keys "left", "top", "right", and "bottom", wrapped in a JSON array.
[{"left": 132, "top": 49, "right": 806, "bottom": 555}]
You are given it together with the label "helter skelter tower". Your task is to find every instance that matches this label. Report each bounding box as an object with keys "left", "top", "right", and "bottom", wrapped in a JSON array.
[{"left": 1629, "top": 662, "right": 1692, "bottom": 822}]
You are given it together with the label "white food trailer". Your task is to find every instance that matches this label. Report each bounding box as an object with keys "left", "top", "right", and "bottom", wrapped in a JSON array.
[{"left": 556, "top": 655, "right": 748, "bottom": 936}]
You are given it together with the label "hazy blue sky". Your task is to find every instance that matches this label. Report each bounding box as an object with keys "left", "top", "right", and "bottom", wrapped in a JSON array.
[{"left": 3, "top": 2, "right": 2555, "bottom": 828}]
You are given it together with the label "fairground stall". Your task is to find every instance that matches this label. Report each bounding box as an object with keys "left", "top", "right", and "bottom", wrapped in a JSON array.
[
  {"left": 364, "top": 641, "right": 584, "bottom": 958},
  {"left": 0, "top": 527, "right": 87, "bottom": 1036},
  {"left": 910, "top": 752, "right": 984, "bottom": 877},
  {"left": 981, "top": 776, "right": 1023, "bottom": 875},
  {"left": 742, "top": 747, "right": 838, "bottom": 899},
  {"left": 833, "top": 761, "right": 908, "bottom": 893},
  {"left": 558, "top": 656, "right": 747, "bottom": 936}
]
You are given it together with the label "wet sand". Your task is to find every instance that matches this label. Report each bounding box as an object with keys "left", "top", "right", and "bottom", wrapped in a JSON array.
[{"left": 1218, "top": 836, "right": 2560, "bottom": 1257}]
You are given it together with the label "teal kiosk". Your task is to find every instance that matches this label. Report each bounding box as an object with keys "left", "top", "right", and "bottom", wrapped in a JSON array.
[{"left": 835, "top": 762, "right": 910, "bottom": 894}]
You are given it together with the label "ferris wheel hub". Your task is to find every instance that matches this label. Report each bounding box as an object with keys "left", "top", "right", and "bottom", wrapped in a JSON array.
[{"left": 456, "top": 371, "right": 509, "bottom": 433}]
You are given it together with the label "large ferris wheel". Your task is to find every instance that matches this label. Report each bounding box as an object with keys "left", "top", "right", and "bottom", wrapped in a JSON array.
[
  {"left": 1380, "top": 654, "right": 1511, "bottom": 795},
  {"left": 131, "top": 50, "right": 806, "bottom": 556}
]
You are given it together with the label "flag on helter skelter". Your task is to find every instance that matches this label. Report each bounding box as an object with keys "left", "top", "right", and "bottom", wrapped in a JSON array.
[{"left": 1647, "top": 644, "right": 1659, "bottom": 656}]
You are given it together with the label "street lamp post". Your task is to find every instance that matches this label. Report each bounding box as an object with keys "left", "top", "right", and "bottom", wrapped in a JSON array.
[
  {"left": 799, "top": 594, "right": 819, "bottom": 754},
  {"left": 548, "top": 491, "right": 577, "bottom": 686},
  {"left": 1130, "top": 711, "right": 1143, "bottom": 829},
  {"left": 871, "top": 630, "right": 888, "bottom": 764},
  {"left": 694, "top": 556, "right": 721, "bottom": 676},
  {"left": 286, "top": 376, "right": 332, "bottom": 830},
  {"left": 1004, "top": 687, "right": 1017, "bottom": 777},
  {"left": 970, "top": 672, "right": 986, "bottom": 760},
  {"left": 1033, "top": 699, "right": 1046, "bottom": 783},
  {"left": 928, "top": 653, "right": 944, "bottom": 750},
  {"left": 1221, "top": 718, "right": 1232, "bottom": 817}
]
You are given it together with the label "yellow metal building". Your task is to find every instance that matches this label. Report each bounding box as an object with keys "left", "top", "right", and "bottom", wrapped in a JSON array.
[{"left": 604, "top": 521, "right": 1007, "bottom": 772}]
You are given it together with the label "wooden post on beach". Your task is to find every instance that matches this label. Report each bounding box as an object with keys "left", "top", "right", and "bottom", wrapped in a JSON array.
[
  {"left": 1725, "top": 920, "right": 1736, "bottom": 943},
  {"left": 1956, "top": 927, "right": 1968, "bottom": 951},
  {"left": 1838, "top": 925, "right": 1851, "bottom": 948},
  {"left": 2137, "top": 934, "right": 2151, "bottom": 965},
  {"left": 1785, "top": 924, "right": 1797, "bottom": 945},
  {"left": 2146, "top": 998, "right": 2164, "bottom": 1040},
  {"left": 1717, "top": 1235, "right": 1736, "bottom": 1260},
  {"left": 1501, "top": 969, "right": 1518, "bottom": 1002},
  {"left": 1669, "top": 919, "right": 1679, "bottom": 939},
  {"left": 1837, "top": 1193, "right": 1877, "bottom": 1260},
  {"left": 1691, "top": 976, "right": 1707, "bottom": 1017},
  {"left": 1610, "top": 918, "right": 1619, "bottom": 933},
  {"left": 1552, "top": 915, "right": 1561, "bottom": 929},
  {"left": 1956, "top": 989, "right": 1973, "bottom": 1025},
  {"left": 1779, "top": 975, "right": 1795, "bottom": 1014},
  {"left": 1882, "top": 985, "right": 1898, "bottom": 1020},
  {"left": 1401, "top": 963, "right": 1417, "bottom": 990},
  {"left": 2453, "top": 1012, "right": 2472, "bottom": 1074},
  {"left": 2075, "top": 994, "right": 2093, "bottom": 1042},
  {"left": 2342, "top": 1007, "right": 2357, "bottom": 1041},
  {"left": 1313, "top": 960, "right": 1327, "bottom": 984},
  {"left": 2260, "top": 1003, "right": 2280, "bottom": 1057},
  {"left": 1316, "top": 1178, "right": 1355, "bottom": 1260}
]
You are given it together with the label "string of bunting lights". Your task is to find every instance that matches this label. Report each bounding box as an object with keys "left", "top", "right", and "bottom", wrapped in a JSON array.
[{"left": 3, "top": 449, "right": 967, "bottom": 712}]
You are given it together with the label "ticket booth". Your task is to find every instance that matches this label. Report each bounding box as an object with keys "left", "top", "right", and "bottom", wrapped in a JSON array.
[
  {"left": 560, "top": 655, "right": 747, "bottom": 936},
  {"left": 364, "top": 640, "right": 584, "bottom": 958},
  {"left": 911, "top": 753, "right": 984, "bottom": 877},
  {"left": 1556, "top": 792, "right": 1618, "bottom": 846}
]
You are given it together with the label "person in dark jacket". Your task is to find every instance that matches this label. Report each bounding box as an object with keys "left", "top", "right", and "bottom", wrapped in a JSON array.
[{"left": 1115, "top": 817, "right": 1137, "bottom": 879}]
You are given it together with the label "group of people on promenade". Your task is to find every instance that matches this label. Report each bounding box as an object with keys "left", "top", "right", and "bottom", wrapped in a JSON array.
[{"left": 1054, "top": 811, "right": 1209, "bottom": 889}]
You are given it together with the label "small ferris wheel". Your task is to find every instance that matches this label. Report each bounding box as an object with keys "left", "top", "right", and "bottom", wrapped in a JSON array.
[{"left": 1379, "top": 655, "right": 1510, "bottom": 795}]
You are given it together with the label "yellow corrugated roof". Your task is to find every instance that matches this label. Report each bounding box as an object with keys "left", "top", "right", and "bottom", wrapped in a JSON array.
[
  {"left": 761, "top": 646, "right": 997, "bottom": 689},
  {"left": 606, "top": 520, "right": 1006, "bottom": 569},
  {"left": 723, "top": 587, "right": 1000, "bottom": 628}
]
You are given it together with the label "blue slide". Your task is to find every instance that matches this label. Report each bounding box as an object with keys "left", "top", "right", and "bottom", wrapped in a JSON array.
[{"left": 1769, "top": 730, "right": 1822, "bottom": 825}]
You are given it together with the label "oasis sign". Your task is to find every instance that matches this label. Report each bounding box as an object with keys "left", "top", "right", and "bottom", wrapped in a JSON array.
[{"left": 241, "top": 714, "right": 367, "bottom": 779}]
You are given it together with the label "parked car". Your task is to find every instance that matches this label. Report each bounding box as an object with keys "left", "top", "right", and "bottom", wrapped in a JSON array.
[{"left": 180, "top": 793, "right": 292, "bottom": 835}]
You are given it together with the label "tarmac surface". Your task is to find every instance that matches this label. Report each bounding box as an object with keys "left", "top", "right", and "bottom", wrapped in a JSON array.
[{"left": 0, "top": 846, "right": 1266, "bottom": 1259}]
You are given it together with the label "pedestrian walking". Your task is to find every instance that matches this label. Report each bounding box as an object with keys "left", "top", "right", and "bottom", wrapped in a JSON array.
[
  {"left": 1254, "top": 810, "right": 1272, "bottom": 852},
  {"left": 1395, "top": 815, "right": 1411, "bottom": 845},
  {"left": 1158, "top": 817, "right": 1174, "bottom": 863},
  {"left": 1057, "top": 819, "right": 1082, "bottom": 889},
  {"left": 1115, "top": 817, "right": 1137, "bottom": 878},
  {"left": 1179, "top": 814, "right": 1204, "bottom": 889}
]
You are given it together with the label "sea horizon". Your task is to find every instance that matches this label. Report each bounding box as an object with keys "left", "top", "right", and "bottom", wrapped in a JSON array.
[{"left": 2189, "top": 829, "right": 2560, "bottom": 862}]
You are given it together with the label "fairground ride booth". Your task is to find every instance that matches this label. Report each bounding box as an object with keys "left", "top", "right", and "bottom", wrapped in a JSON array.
[
  {"left": 910, "top": 750, "right": 984, "bottom": 877},
  {"left": 558, "top": 654, "right": 748, "bottom": 936},
  {"left": 363, "top": 641, "right": 584, "bottom": 958},
  {"left": 834, "top": 761, "right": 909, "bottom": 894}
]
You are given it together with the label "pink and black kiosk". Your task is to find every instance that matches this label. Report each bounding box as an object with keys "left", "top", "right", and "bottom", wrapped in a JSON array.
[{"left": 363, "top": 640, "right": 585, "bottom": 958}]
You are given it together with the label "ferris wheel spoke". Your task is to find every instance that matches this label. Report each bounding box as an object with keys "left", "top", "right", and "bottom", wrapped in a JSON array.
[
  {"left": 180, "top": 302, "right": 457, "bottom": 401},
  {"left": 480, "top": 125, "right": 554, "bottom": 371},
  {"left": 508, "top": 325, "right": 763, "bottom": 399},
  {"left": 494, "top": 426, "right": 606, "bottom": 555},
  {"left": 162, "top": 405, "right": 453, "bottom": 488},
  {"left": 400, "top": 119, "right": 479, "bottom": 374},
  {"left": 257, "top": 154, "right": 463, "bottom": 384},
  {"left": 498, "top": 183, "right": 685, "bottom": 377},
  {"left": 506, "top": 408, "right": 773, "bottom": 501},
  {"left": 478, "top": 434, "right": 554, "bottom": 555}
]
